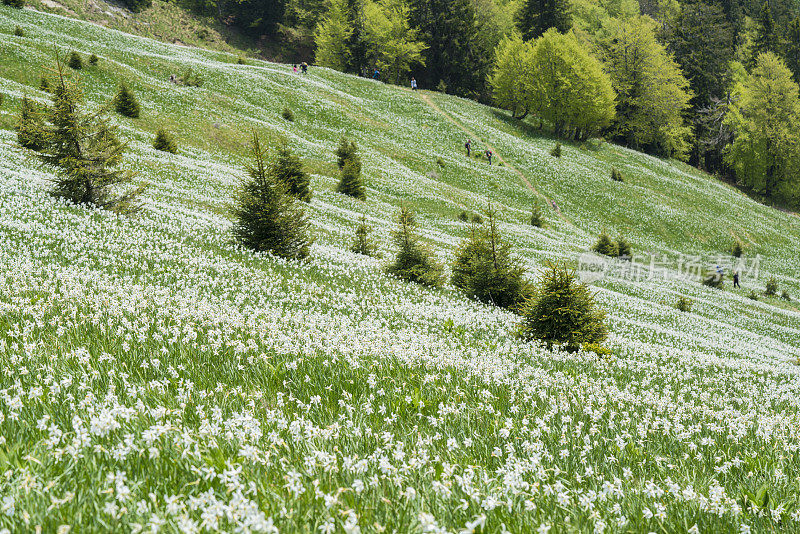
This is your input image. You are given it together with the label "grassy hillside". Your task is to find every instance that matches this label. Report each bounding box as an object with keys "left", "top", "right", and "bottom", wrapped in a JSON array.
[{"left": 1, "top": 6, "right": 800, "bottom": 533}]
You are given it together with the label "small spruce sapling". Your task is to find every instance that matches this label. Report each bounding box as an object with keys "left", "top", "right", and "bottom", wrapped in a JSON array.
[
  {"left": 89, "top": 54, "right": 99, "bottom": 66},
  {"left": 550, "top": 143, "right": 562, "bottom": 157},
  {"left": 731, "top": 240, "right": 743, "bottom": 258},
  {"left": 270, "top": 142, "right": 311, "bottom": 202},
  {"left": 765, "top": 277, "right": 778, "bottom": 297},
  {"left": 153, "top": 128, "right": 178, "bottom": 154},
  {"left": 114, "top": 83, "right": 141, "bottom": 118},
  {"left": 13, "top": 25, "right": 24, "bottom": 37},
  {"left": 67, "top": 51, "right": 83, "bottom": 70},
  {"left": 351, "top": 215, "right": 378, "bottom": 256},
  {"left": 15, "top": 96, "right": 47, "bottom": 150},
  {"left": 386, "top": 205, "right": 444, "bottom": 287},
  {"left": 530, "top": 205, "right": 544, "bottom": 227},
  {"left": 592, "top": 232, "right": 618, "bottom": 257}
]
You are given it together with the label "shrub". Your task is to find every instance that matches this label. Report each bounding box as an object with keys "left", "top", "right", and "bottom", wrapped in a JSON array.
[
  {"left": 121, "top": 0, "right": 152, "bottom": 12},
  {"left": 386, "top": 205, "right": 444, "bottom": 287},
  {"left": 611, "top": 167, "right": 624, "bottom": 182},
  {"left": 152, "top": 128, "right": 178, "bottom": 154},
  {"left": 114, "top": 83, "right": 141, "bottom": 118},
  {"left": 436, "top": 156, "right": 445, "bottom": 167},
  {"left": 530, "top": 205, "right": 544, "bottom": 227},
  {"left": 67, "top": 51, "right": 83, "bottom": 70},
  {"left": 179, "top": 67, "right": 203, "bottom": 87},
  {"left": 335, "top": 137, "right": 358, "bottom": 169},
  {"left": 451, "top": 208, "right": 532, "bottom": 310},
  {"left": 351, "top": 215, "right": 378, "bottom": 256},
  {"left": 336, "top": 158, "right": 366, "bottom": 200},
  {"left": 748, "top": 291, "right": 759, "bottom": 300},
  {"left": 702, "top": 270, "right": 724, "bottom": 289},
  {"left": 2, "top": 0, "right": 25, "bottom": 8},
  {"left": 458, "top": 210, "right": 470, "bottom": 222},
  {"left": 592, "top": 232, "right": 618, "bottom": 257},
  {"left": 518, "top": 262, "right": 608, "bottom": 350},
  {"left": 781, "top": 290, "right": 791, "bottom": 301},
  {"left": 676, "top": 296, "right": 692, "bottom": 312},
  {"left": 583, "top": 343, "right": 612, "bottom": 357},
  {"left": 550, "top": 143, "right": 562, "bottom": 157},
  {"left": 231, "top": 131, "right": 313, "bottom": 260},
  {"left": 13, "top": 25, "right": 24, "bottom": 37},
  {"left": 271, "top": 142, "right": 312, "bottom": 202},
  {"left": 16, "top": 96, "right": 47, "bottom": 151},
  {"left": 89, "top": 54, "right": 99, "bottom": 66},
  {"left": 39, "top": 77, "right": 51, "bottom": 92},
  {"left": 471, "top": 213, "right": 483, "bottom": 225},
  {"left": 40, "top": 62, "right": 142, "bottom": 212},
  {"left": 436, "top": 80, "right": 447, "bottom": 93},
  {"left": 764, "top": 277, "right": 778, "bottom": 297},
  {"left": 731, "top": 240, "right": 743, "bottom": 258},
  {"left": 281, "top": 107, "right": 294, "bottom": 121},
  {"left": 0, "top": 93, "right": 3, "bottom": 108},
  {"left": 615, "top": 237, "right": 632, "bottom": 259},
  {"left": 237, "top": 56, "right": 247, "bottom": 65}
]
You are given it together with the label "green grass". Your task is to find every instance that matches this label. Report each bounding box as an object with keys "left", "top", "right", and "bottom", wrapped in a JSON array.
[{"left": 1, "top": 5, "right": 800, "bottom": 533}]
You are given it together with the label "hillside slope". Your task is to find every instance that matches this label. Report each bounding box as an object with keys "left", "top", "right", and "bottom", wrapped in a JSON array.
[{"left": 1, "top": 6, "right": 800, "bottom": 533}]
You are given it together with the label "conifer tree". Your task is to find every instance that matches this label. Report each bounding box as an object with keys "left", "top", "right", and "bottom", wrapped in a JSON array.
[
  {"left": 592, "top": 232, "right": 618, "bottom": 256},
  {"left": 39, "top": 59, "right": 142, "bottom": 212},
  {"left": 451, "top": 207, "right": 531, "bottom": 309},
  {"left": 753, "top": 1, "right": 780, "bottom": 61},
  {"left": 13, "top": 25, "right": 24, "bottom": 37},
  {"left": 335, "top": 137, "right": 358, "bottom": 169},
  {"left": 786, "top": 16, "right": 800, "bottom": 83},
  {"left": 89, "top": 54, "right": 99, "bottom": 66},
  {"left": 386, "top": 205, "right": 443, "bottom": 287},
  {"left": 336, "top": 157, "right": 366, "bottom": 200},
  {"left": 516, "top": 0, "right": 571, "bottom": 41},
  {"left": 39, "top": 77, "right": 51, "bottom": 93},
  {"left": 615, "top": 236, "right": 632, "bottom": 259},
  {"left": 153, "top": 128, "right": 178, "bottom": 154},
  {"left": 2, "top": 0, "right": 25, "bottom": 9},
  {"left": 114, "top": 83, "right": 141, "bottom": 118},
  {"left": 270, "top": 142, "right": 312, "bottom": 202},
  {"left": 232, "top": 131, "right": 313, "bottom": 260},
  {"left": 530, "top": 205, "right": 544, "bottom": 227},
  {"left": 350, "top": 214, "right": 378, "bottom": 256},
  {"left": 518, "top": 262, "right": 608, "bottom": 350},
  {"left": 15, "top": 96, "right": 47, "bottom": 151},
  {"left": 67, "top": 51, "right": 83, "bottom": 70}
]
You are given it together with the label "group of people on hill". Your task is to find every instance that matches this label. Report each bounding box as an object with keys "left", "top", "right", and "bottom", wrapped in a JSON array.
[
  {"left": 465, "top": 138, "right": 493, "bottom": 164},
  {"left": 292, "top": 62, "right": 309, "bottom": 74}
]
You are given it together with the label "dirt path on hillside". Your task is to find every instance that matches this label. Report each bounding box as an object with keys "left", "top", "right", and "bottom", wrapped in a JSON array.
[{"left": 415, "top": 91, "right": 576, "bottom": 228}]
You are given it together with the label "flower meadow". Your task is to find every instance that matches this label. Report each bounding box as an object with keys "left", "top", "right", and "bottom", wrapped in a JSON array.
[{"left": 2, "top": 6, "right": 800, "bottom": 534}]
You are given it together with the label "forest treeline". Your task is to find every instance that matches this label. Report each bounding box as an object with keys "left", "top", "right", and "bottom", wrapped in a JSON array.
[{"left": 115, "top": 0, "right": 800, "bottom": 206}]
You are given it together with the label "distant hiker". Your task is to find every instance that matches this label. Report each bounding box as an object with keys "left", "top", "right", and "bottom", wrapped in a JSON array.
[
  {"left": 169, "top": 74, "right": 177, "bottom": 84},
  {"left": 301, "top": 62, "right": 308, "bottom": 74},
  {"left": 293, "top": 65, "right": 298, "bottom": 74},
  {"left": 411, "top": 77, "right": 417, "bottom": 90},
  {"left": 485, "top": 149, "right": 493, "bottom": 165},
  {"left": 733, "top": 271, "right": 740, "bottom": 288},
  {"left": 373, "top": 69, "right": 380, "bottom": 80},
  {"left": 465, "top": 139, "right": 471, "bottom": 157},
  {"left": 715, "top": 265, "right": 724, "bottom": 280}
]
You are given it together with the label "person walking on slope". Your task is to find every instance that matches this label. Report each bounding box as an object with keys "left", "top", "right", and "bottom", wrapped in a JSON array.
[
  {"left": 733, "top": 271, "right": 740, "bottom": 288},
  {"left": 465, "top": 139, "right": 471, "bottom": 157},
  {"left": 485, "top": 149, "right": 493, "bottom": 165},
  {"left": 301, "top": 62, "right": 308, "bottom": 74},
  {"left": 411, "top": 77, "right": 417, "bottom": 90}
]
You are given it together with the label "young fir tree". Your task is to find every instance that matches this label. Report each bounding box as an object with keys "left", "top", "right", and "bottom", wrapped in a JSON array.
[
  {"left": 731, "top": 240, "right": 743, "bottom": 258},
  {"left": 530, "top": 205, "right": 544, "bottom": 227},
  {"left": 13, "top": 25, "right": 24, "bottom": 37},
  {"left": 67, "top": 51, "right": 83, "bottom": 70},
  {"left": 753, "top": 1, "right": 780, "bottom": 62},
  {"left": 451, "top": 207, "right": 531, "bottom": 310},
  {"left": 516, "top": 0, "right": 571, "bottom": 41},
  {"left": 270, "top": 142, "right": 312, "bottom": 202},
  {"left": 152, "top": 128, "right": 178, "bottom": 154},
  {"left": 386, "top": 205, "right": 444, "bottom": 287},
  {"left": 39, "top": 60, "right": 142, "bottom": 212},
  {"left": 550, "top": 142, "right": 562, "bottom": 157},
  {"left": 336, "top": 157, "right": 366, "bottom": 200},
  {"left": 89, "top": 54, "right": 99, "bottom": 66},
  {"left": 786, "top": 17, "right": 800, "bottom": 83},
  {"left": 592, "top": 232, "right": 618, "bottom": 257},
  {"left": 15, "top": 96, "right": 47, "bottom": 151},
  {"left": 335, "top": 137, "right": 358, "bottom": 169},
  {"left": 611, "top": 167, "right": 624, "bottom": 182},
  {"left": 232, "top": 131, "right": 314, "bottom": 260},
  {"left": 114, "top": 83, "right": 141, "bottom": 118},
  {"left": 350, "top": 214, "right": 378, "bottom": 256},
  {"left": 518, "top": 262, "right": 608, "bottom": 351},
  {"left": 615, "top": 237, "right": 632, "bottom": 259}
]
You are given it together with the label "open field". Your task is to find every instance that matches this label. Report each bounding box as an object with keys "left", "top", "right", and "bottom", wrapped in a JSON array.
[{"left": 1, "top": 6, "right": 800, "bottom": 532}]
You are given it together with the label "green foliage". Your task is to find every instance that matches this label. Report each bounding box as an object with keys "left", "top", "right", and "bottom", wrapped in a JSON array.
[
  {"left": 592, "top": 232, "right": 618, "bottom": 256},
  {"left": 725, "top": 53, "right": 800, "bottom": 205},
  {"left": 152, "top": 128, "right": 178, "bottom": 154},
  {"left": 281, "top": 107, "right": 295, "bottom": 121},
  {"left": 781, "top": 290, "right": 791, "bottom": 301},
  {"left": 550, "top": 142, "right": 562, "bottom": 157},
  {"left": 122, "top": 0, "right": 153, "bottom": 12},
  {"left": 611, "top": 167, "right": 624, "bottom": 182},
  {"left": 315, "top": 0, "right": 353, "bottom": 71},
  {"left": 386, "top": 205, "right": 444, "bottom": 287},
  {"left": 0, "top": 94, "right": 3, "bottom": 108},
  {"left": 237, "top": 56, "right": 247, "bottom": 65},
  {"left": 114, "top": 83, "right": 141, "bottom": 118},
  {"left": 271, "top": 142, "right": 312, "bottom": 202},
  {"left": 231, "top": 132, "right": 313, "bottom": 260},
  {"left": 603, "top": 17, "right": 693, "bottom": 158},
  {"left": 676, "top": 296, "right": 693, "bottom": 312},
  {"left": 436, "top": 156, "right": 445, "bottom": 167},
  {"left": 786, "top": 17, "right": 800, "bottom": 83},
  {"left": 490, "top": 32, "right": 535, "bottom": 119},
  {"left": 615, "top": 236, "right": 631, "bottom": 258},
  {"left": 752, "top": 1, "right": 779, "bottom": 60},
  {"left": 764, "top": 277, "right": 778, "bottom": 296},
  {"left": 67, "top": 51, "right": 83, "bottom": 70},
  {"left": 458, "top": 210, "right": 469, "bottom": 222},
  {"left": 15, "top": 96, "right": 47, "bottom": 151},
  {"left": 702, "top": 269, "right": 724, "bottom": 289},
  {"left": 39, "top": 77, "right": 50, "bottom": 93},
  {"left": 731, "top": 240, "right": 743, "bottom": 257},
  {"left": 178, "top": 68, "right": 203, "bottom": 87},
  {"left": 471, "top": 213, "right": 483, "bottom": 225},
  {"left": 335, "top": 137, "right": 359, "bottom": 169},
  {"left": 89, "top": 54, "right": 99, "bottom": 66},
  {"left": 582, "top": 342, "right": 611, "bottom": 357},
  {"left": 530, "top": 205, "right": 544, "bottom": 227},
  {"left": 13, "top": 25, "right": 24, "bottom": 37},
  {"left": 451, "top": 208, "right": 532, "bottom": 310},
  {"left": 363, "top": 0, "right": 427, "bottom": 84},
  {"left": 2, "top": 0, "right": 25, "bottom": 8},
  {"left": 350, "top": 214, "right": 378, "bottom": 256},
  {"left": 748, "top": 290, "right": 759, "bottom": 300},
  {"left": 337, "top": 157, "right": 366, "bottom": 200},
  {"left": 436, "top": 80, "right": 447, "bottom": 93},
  {"left": 518, "top": 262, "right": 608, "bottom": 350},
  {"left": 39, "top": 62, "right": 142, "bottom": 213},
  {"left": 516, "top": 0, "right": 571, "bottom": 41}
]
